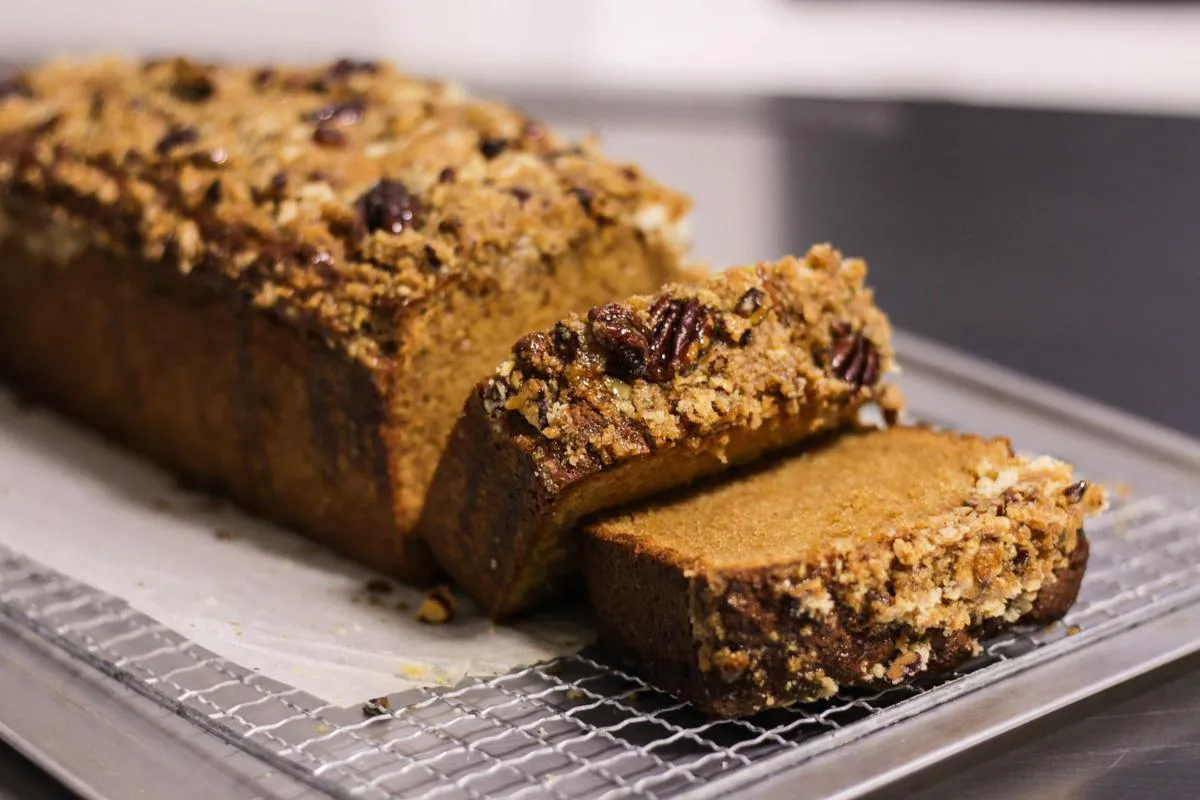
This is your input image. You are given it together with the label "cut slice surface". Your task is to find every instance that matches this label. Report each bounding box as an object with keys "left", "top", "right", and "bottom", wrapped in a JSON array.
[
  {"left": 418, "top": 245, "right": 902, "bottom": 618},
  {"left": 582, "top": 426, "right": 1106, "bottom": 717}
]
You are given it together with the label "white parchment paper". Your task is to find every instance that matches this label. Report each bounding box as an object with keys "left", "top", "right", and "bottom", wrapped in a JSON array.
[{"left": 0, "top": 389, "right": 593, "bottom": 707}]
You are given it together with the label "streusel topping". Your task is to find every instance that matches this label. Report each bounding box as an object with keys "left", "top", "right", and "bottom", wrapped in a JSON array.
[
  {"left": 480, "top": 246, "right": 901, "bottom": 478},
  {"left": 0, "top": 57, "right": 690, "bottom": 365}
]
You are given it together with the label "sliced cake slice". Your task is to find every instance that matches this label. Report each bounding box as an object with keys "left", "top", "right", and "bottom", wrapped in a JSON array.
[
  {"left": 418, "top": 245, "right": 903, "bottom": 618},
  {"left": 582, "top": 426, "right": 1105, "bottom": 717}
]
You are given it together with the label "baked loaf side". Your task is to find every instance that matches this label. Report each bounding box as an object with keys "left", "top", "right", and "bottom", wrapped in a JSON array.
[
  {"left": 0, "top": 58, "right": 690, "bottom": 580},
  {"left": 582, "top": 427, "right": 1105, "bottom": 717},
  {"left": 420, "top": 247, "right": 903, "bottom": 618}
]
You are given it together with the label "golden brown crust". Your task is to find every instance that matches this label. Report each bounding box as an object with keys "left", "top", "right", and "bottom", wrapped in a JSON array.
[
  {"left": 0, "top": 233, "right": 433, "bottom": 576},
  {"left": 418, "top": 249, "right": 900, "bottom": 618},
  {"left": 582, "top": 427, "right": 1105, "bottom": 717}
]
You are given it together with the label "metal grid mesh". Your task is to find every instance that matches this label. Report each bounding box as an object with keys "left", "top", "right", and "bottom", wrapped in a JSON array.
[{"left": 2, "top": 490, "right": 1199, "bottom": 800}]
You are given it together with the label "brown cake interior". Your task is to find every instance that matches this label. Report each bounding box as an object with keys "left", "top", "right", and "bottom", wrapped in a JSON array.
[{"left": 602, "top": 427, "right": 1009, "bottom": 568}]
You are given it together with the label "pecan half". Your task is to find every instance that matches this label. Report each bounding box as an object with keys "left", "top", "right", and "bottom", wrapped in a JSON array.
[
  {"left": 355, "top": 179, "right": 419, "bottom": 234},
  {"left": 588, "top": 304, "right": 650, "bottom": 381},
  {"left": 826, "top": 327, "right": 880, "bottom": 390},
  {"left": 644, "top": 297, "right": 714, "bottom": 382}
]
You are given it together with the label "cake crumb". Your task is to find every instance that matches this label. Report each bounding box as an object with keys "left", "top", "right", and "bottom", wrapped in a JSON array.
[
  {"left": 415, "top": 585, "right": 457, "bottom": 624},
  {"left": 1066, "top": 625, "right": 1082, "bottom": 636},
  {"left": 213, "top": 529, "right": 235, "bottom": 541},
  {"left": 397, "top": 663, "right": 429, "bottom": 680},
  {"left": 362, "top": 696, "right": 391, "bottom": 717}
]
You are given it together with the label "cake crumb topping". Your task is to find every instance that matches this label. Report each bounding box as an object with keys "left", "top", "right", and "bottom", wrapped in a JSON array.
[{"left": 0, "top": 56, "right": 690, "bottom": 365}]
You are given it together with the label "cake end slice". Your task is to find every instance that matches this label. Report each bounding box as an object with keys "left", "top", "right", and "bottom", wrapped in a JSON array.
[
  {"left": 582, "top": 426, "right": 1105, "bottom": 717},
  {"left": 417, "top": 246, "right": 903, "bottom": 618}
]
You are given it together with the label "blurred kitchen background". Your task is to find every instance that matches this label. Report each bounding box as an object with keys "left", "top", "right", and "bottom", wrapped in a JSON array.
[{"left": 2, "top": 0, "right": 1198, "bottom": 436}]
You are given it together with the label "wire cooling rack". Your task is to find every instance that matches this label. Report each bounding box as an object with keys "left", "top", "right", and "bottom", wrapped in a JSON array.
[{"left": 2, "top": 488, "right": 1199, "bottom": 800}]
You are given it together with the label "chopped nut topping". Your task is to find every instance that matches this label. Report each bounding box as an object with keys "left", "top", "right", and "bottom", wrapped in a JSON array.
[
  {"left": 0, "top": 56, "right": 690, "bottom": 370},
  {"left": 251, "top": 68, "right": 275, "bottom": 89},
  {"left": 552, "top": 322, "right": 579, "bottom": 362},
  {"left": 481, "top": 378, "right": 510, "bottom": 415},
  {"left": 571, "top": 186, "right": 596, "bottom": 216},
  {"left": 203, "top": 179, "right": 223, "bottom": 205},
  {"left": 733, "top": 287, "right": 764, "bottom": 319},
  {"left": 327, "top": 58, "right": 379, "bottom": 81},
  {"left": 479, "top": 137, "right": 508, "bottom": 159},
  {"left": 189, "top": 148, "right": 228, "bottom": 169},
  {"left": 354, "top": 179, "right": 419, "bottom": 234},
  {"left": 513, "top": 331, "right": 555, "bottom": 376},
  {"left": 305, "top": 99, "right": 366, "bottom": 126},
  {"left": 155, "top": 125, "right": 199, "bottom": 156},
  {"left": 422, "top": 244, "right": 442, "bottom": 271},
  {"left": 169, "top": 58, "right": 215, "bottom": 103},
  {"left": 312, "top": 125, "right": 347, "bottom": 148},
  {"left": 1063, "top": 480, "right": 1088, "bottom": 503}
]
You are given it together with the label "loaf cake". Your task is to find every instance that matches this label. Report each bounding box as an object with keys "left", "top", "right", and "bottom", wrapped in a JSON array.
[
  {"left": 419, "top": 247, "right": 904, "bottom": 618},
  {"left": 583, "top": 426, "right": 1104, "bottom": 717},
  {"left": 0, "top": 57, "right": 690, "bottom": 580}
]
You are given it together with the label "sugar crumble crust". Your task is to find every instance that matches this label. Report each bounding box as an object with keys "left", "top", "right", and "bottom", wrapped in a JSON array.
[
  {"left": 0, "top": 56, "right": 691, "bottom": 366},
  {"left": 479, "top": 245, "right": 903, "bottom": 490}
]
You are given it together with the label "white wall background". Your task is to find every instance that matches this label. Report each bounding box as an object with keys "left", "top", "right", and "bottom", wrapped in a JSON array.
[{"left": 4, "top": 1, "right": 1200, "bottom": 116}]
